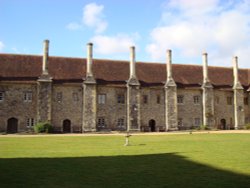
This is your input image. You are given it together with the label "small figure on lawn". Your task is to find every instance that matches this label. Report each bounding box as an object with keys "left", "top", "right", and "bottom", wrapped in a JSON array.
[{"left": 124, "top": 131, "right": 131, "bottom": 146}]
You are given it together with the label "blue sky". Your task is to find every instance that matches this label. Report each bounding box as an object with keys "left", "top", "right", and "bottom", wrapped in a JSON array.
[{"left": 1, "top": 0, "right": 250, "bottom": 67}]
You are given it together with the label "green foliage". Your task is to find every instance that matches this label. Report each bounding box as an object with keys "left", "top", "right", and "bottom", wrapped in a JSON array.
[
  {"left": 34, "top": 122, "right": 53, "bottom": 133},
  {"left": 244, "top": 123, "right": 250, "bottom": 130},
  {"left": 196, "top": 125, "right": 210, "bottom": 130}
]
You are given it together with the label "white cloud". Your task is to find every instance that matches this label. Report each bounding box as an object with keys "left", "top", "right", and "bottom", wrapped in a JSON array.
[
  {"left": 91, "top": 33, "right": 139, "bottom": 55},
  {"left": 66, "top": 22, "right": 82, "bottom": 30},
  {"left": 0, "top": 41, "right": 4, "bottom": 52},
  {"left": 66, "top": 3, "right": 107, "bottom": 33},
  {"left": 147, "top": 0, "right": 250, "bottom": 67},
  {"left": 83, "top": 3, "right": 107, "bottom": 33}
]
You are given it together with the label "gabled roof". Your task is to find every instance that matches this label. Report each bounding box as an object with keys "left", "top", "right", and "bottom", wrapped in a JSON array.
[{"left": 0, "top": 53, "right": 249, "bottom": 88}]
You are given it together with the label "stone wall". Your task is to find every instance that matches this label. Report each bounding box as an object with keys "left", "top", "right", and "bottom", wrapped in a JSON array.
[
  {"left": 140, "top": 87, "right": 165, "bottom": 130},
  {"left": 96, "top": 86, "right": 127, "bottom": 131},
  {"left": 51, "top": 84, "right": 83, "bottom": 132},
  {"left": 0, "top": 82, "right": 37, "bottom": 132},
  {"left": 177, "top": 88, "right": 203, "bottom": 128}
]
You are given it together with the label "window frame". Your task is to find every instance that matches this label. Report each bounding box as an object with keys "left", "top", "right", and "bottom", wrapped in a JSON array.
[
  {"left": 26, "top": 118, "right": 34, "bottom": 127},
  {"left": 24, "top": 91, "right": 33, "bottom": 102},
  {"left": 193, "top": 95, "right": 200, "bottom": 104},
  {"left": 98, "top": 94, "right": 106, "bottom": 104},
  {"left": 0, "top": 91, "right": 4, "bottom": 102},
  {"left": 143, "top": 95, "right": 148, "bottom": 104},
  {"left": 117, "top": 94, "right": 125, "bottom": 104},
  {"left": 177, "top": 95, "right": 184, "bottom": 104}
]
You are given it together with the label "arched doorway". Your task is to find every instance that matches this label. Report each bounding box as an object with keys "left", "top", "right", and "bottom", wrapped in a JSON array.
[
  {"left": 220, "top": 119, "right": 226, "bottom": 130},
  {"left": 7, "top": 118, "right": 18, "bottom": 133},
  {"left": 149, "top": 119, "right": 156, "bottom": 132},
  {"left": 63, "top": 119, "right": 71, "bottom": 133}
]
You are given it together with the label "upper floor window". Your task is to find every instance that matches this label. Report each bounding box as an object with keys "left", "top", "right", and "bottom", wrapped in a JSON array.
[
  {"left": 157, "top": 95, "right": 161, "bottom": 104},
  {"left": 26, "top": 118, "right": 34, "bottom": 127},
  {"left": 227, "top": 97, "right": 232, "bottom": 105},
  {"left": 177, "top": 95, "right": 184, "bottom": 104},
  {"left": 117, "top": 94, "right": 125, "bottom": 104},
  {"left": 98, "top": 94, "right": 106, "bottom": 104},
  {"left": 73, "top": 92, "right": 79, "bottom": 101},
  {"left": 56, "top": 92, "right": 63, "bottom": 102},
  {"left": 215, "top": 96, "right": 220, "bottom": 104},
  {"left": 24, "top": 92, "right": 32, "bottom": 102},
  {"left": 244, "top": 97, "right": 248, "bottom": 105},
  {"left": 143, "top": 95, "right": 148, "bottom": 104},
  {"left": 193, "top": 96, "right": 200, "bottom": 104},
  {"left": 0, "top": 92, "right": 4, "bottom": 101}
]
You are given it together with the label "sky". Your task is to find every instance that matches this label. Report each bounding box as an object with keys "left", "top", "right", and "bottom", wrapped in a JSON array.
[{"left": 1, "top": 0, "right": 250, "bottom": 68}]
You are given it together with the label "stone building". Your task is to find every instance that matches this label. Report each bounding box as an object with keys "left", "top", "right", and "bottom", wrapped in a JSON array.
[{"left": 0, "top": 40, "right": 249, "bottom": 133}]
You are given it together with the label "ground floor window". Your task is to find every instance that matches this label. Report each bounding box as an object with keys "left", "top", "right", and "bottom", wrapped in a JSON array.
[
  {"left": 194, "top": 118, "right": 201, "bottom": 126},
  {"left": 117, "top": 118, "right": 125, "bottom": 129},
  {"left": 97, "top": 117, "right": 106, "bottom": 128},
  {"left": 26, "top": 118, "right": 34, "bottom": 127},
  {"left": 178, "top": 118, "right": 183, "bottom": 127}
]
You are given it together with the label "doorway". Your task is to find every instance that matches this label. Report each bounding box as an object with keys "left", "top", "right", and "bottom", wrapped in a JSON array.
[
  {"left": 149, "top": 119, "right": 156, "bottom": 132},
  {"left": 220, "top": 119, "right": 226, "bottom": 130},
  {"left": 63, "top": 119, "right": 71, "bottom": 133},
  {"left": 7, "top": 118, "right": 18, "bottom": 133}
]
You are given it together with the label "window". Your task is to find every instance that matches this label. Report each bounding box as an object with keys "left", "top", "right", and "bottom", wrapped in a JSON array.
[
  {"left": 56, "top": 92, "right": 62, "bottom": 102},
  {"left": 177, "top": 95, "right": 184, "bottom": 104},
  {"left": 215, "top": 96, "right": 220, "bottom": 104},
  {"left": 244, "top": 97, "right": 248, "bottom": 105},
  {"left": 193, "top": 96, "right": 200, "bottom": 104},
  {"left": 157, "top": 95, "right": 160, "bottom": 104},
  {"left": 143, "top": 95, "right": 148, "bottom": 104},
  {"left": 178, "top": 118, "right": 183, "bottom": 127},
  {"left": 117, "top": 94, "right": 125, "bottom": 104},
  {"left": 97, "top": 117, "right": 105, "bottom": 128},
  {"left": 26, "top": 118, "right": 34, "bottom": 127},
  {"left": 73, "top": 92, "right": 79, "bottom": 101},
  {"left": 24, "top": 92, "right": 32, "bottom": 102},
  {"left": 0, "top": 92, "right": 4, "bottom": 101},
  {"left": 117, "top": 118, "right": 125, "bottom": 128},
  {"left": 227, "top": 97, "right": 232, "bottom": 105},
  {"left": 98, "top": 94, "right": 106, "bottom": 104},
  {"left": 194, "top": 118, "right": 201, "bottom": 126}
]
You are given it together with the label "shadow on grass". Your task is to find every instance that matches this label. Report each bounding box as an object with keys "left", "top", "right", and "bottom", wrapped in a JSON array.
[{"left": 0, "top": 153, "right": 250, "bottom": 188}]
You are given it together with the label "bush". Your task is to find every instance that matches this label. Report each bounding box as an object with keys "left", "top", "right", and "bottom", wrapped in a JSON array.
[
  {"left": 196, "top": 125, "right": 210, "bottom": 130},
  {"left": 244, "top": 124, "right": 250, "bottom": 130},
  {"left": 34, "top": 122, "right": 53, "bottom": 133}
]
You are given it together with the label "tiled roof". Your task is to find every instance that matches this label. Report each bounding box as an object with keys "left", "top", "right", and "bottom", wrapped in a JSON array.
[{"left": 0, "top": 53, "right": 249, "bottom": 87}]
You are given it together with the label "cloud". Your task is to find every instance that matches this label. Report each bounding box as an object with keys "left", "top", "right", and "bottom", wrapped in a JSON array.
[
  {"left": 0, "top": 41, "right": 4, "bottom": 52},
  {"left": 66, "top": 22, "right": 82, "bottom": 30},
  {"left": 91, "top": 33, "right": 139, "bottom": 55},
  {"left": 147, "top": 0, "right": 250, "bottom": 67},
  {"left": 66, "top": 3, "right": 107, "bottom": 33},
  {"left": 83, "top": 3, "right": 108, "bottom": 33}
]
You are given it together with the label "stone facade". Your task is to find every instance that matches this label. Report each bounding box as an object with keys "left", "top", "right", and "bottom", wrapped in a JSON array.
[{"left": 0, "top": 41, "right": 249, "bottom": 133}]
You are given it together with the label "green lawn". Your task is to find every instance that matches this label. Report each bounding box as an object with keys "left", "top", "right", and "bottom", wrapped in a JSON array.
[{"left": 1, "top": 133, "right": 250, "bottom": 188}]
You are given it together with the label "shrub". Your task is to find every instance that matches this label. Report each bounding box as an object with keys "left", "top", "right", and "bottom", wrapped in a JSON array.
[
  {"left": 244, "top": 124, "right": 250, "bottom": 130},
  {"left": 196, "top": 125, "right": 210, "bottom": 130},
  {"left": 34, "top": 122, "right": 53, "bottom": 133}
]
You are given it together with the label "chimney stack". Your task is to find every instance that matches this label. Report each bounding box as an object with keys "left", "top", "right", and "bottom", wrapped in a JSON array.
[
  {"left": 130, "top": 46, "right": 136, "bottom": 78},
  {"left": 202, "top": 52, "right": 209, "bottom": 83},
  {"left": 167, "top": 49, "right": 172, "bottom": 80},
  {"left": 87, "top": 43, "right": 93, "bottom": 77},
  {"left": 42, "top": 40, "right": 49, "bottom": 75}
]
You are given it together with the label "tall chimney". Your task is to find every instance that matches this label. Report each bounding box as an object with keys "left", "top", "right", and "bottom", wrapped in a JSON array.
[
  {"left": 167, "top": 49, "right": 172, "bottom": 80},
  {"left": 203, "top": 52, "right": 209, "bottom": 83},
  {"left": 130, "top": 46, "right": 136, "bottom": 78},
  {"left": 42, "top": 40, "right": 49, "bottom": 75},
  {"left": 233, "top": 56, "right": 239, "bottom": 86},
  {"left": 87, "top": 43, "right": 93, "bottom": 77}
]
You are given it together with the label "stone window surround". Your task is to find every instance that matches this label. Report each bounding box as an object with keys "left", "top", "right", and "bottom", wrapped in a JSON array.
[
  {"left": 72, "top": 92, "right": 79, "bottom": 101},
  {"left": 98, "top": 94, "right": 106, "bottom": 104},
  {"left": 117, "top": 118, "right": 125, "bottom": 128},
  {"left": 24, "top": 91, "right": 32, "bottom": 102},
  {"left": 56, "top": 92, "right": 63, "bottom": 102},
  {"left": 193, "top": 95, "right": 200, "bottom": 104},
  {"left": 26, "top": 118, "right": 34, "bottom": 127},
  {"left": 97, "top": 117, "right": 105, "bottom": 128},
  {"left": 227, "top": 96, "right": 233, "bottom": 105},
  {"left": 177, "top": 95, "right": 184, "bottom": 104},
  {"left": 0, "top": 91, "right": 4, "bottom": 101},
  {"left": 194, "top": 118, "right": 201, "bottom": 126},
  {"left": 178, "top": 118, "right": 183, "bottom": 126},
  {"left": 117, "top": 94, "right": 125, "bottom": 104},
  {"left": 143, "top": 95, "right": 148, "bottom": 104}
]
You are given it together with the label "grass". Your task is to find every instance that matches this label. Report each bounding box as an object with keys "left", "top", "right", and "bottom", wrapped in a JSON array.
[{"left": 0, "top": 133, "right": 250, "bottom": 187}]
